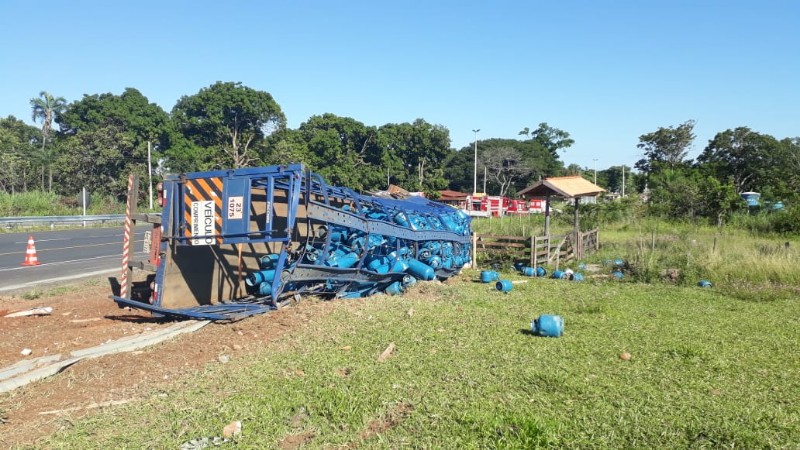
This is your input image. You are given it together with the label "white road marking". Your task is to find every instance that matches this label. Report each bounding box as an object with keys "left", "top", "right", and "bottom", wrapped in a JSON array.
[
  {"left": 0, "top": 239, "right": 145, "bottom": 257},
  {"left": 0, "top": 254, "right": 142, "bottom": 272},
  {"left": 7, "top": 233, "right": 125, "bottom": 244},
  {"left": 0, "top": 268, "right": 119, "bottom": 292}
]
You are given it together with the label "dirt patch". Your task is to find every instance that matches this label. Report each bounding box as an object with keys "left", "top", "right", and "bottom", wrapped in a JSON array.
[
  {"left": 278, "top": 430, "right": 316, "bottom": 450},
  {"left": 345, "top": 401, "right": 414, "bottom": 447},
  {"left": 0, "top": 281, "right": 343, "bottom": 448}
]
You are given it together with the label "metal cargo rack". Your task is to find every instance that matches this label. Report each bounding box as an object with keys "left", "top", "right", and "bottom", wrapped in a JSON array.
[{"left": 111, "top": 164, "right": 472, "bottom": 321}]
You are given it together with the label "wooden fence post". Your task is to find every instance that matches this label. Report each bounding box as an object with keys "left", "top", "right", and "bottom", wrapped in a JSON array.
[
  {"left": 530, "top": 235, "right": 536, "bottom": 267},
  {"left": 471, "top": 232, "right": 477, "bottom": 268}
]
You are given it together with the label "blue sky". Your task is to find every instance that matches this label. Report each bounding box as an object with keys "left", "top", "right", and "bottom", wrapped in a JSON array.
[{"left": 1, "top": 1, "right": 797, "bottom": 171}]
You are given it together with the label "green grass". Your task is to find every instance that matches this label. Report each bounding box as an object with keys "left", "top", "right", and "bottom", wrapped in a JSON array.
[
  {"left": 0, "top": 190, "right": 127, "bottom": 217},
  {"left": 594, "top": 220, "right": 800, "bottom": 289},
  {"left": 36, "top": 275, "right": 800, "bottom": 449}
]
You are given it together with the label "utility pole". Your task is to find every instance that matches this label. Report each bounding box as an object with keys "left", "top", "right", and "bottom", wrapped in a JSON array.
[
  {"left": 472, "top": 129, "right": 480, "bottom": 195},
  {"left": 483, "top": 166, "right": 487, "bottom": 194},
  {"left": 147, "top": 141, "right": 153, "bottom": 210},
  {"left": 621, "top": 165, "right": 626, "bottom": 198},
  {"left": 593, "top": 158, "right": 598, "bottom": 184}
]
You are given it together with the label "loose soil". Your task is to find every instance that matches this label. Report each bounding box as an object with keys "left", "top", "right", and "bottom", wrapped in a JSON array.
[{"left": 0, "top": 280, "right": 342, "bottom": 448}]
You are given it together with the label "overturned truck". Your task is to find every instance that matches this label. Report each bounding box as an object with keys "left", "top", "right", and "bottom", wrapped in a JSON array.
[{"left": 112, "top": 164, "right": 472, "bottom": 320}]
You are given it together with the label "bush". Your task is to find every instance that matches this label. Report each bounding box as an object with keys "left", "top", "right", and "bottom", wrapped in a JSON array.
[
  {"left": 772, "top": 206, "right": 800, "bottom": 234},
  {"left": 563, "top": 197, "right": 640, "bottom": 231},
  {"left": 0, "top": 190, "right": 126, "bottom": 216},
  {"left": 727, "top": 206, "right": 800, "bottom": 235}
]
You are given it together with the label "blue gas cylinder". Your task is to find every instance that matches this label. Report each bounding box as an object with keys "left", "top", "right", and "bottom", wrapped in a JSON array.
[
  {"left": 402, "top": 275, "right": 417, "bottom": 287},
  {"left": 535, "top": 266, "right": 547, "bottom": 277},
  {"left": 246, "top": 269, "right": 276, "bottom": 287},
  {"left": 426, "top": 255, "right": 442, "bottom": 269},
  {"left": 531, "top": 314, "right": 564, "bottom": 337},
  {"left": 697, "top": 279, "right": 713, "bottom": 288},
  {"left": 328, "top": 252, "right": 360, "bottom": 269},
  {"left": 259, "top": 254, "right": 280, "bottom": 270},
  {"left": 571, "top": 273, "right": 585, "bottom": 282},
  {"left": 521, "top": 267, "right": 536, "bottom": 277},
  {"left": 367, "top": 257, "right": 390, "bottom": 274},
  {"left": 385, "top": 281, "right": 403, "bottom": 295},
  {"left": 480, "top": 270, "right": 499, "bottom": 283},
  {"left": 407, "top": 258, "right": 436, "bottom": 281},
  {"left": 391, "top": 258, "right": 409, "bottom": 273},
  {"left": 551, "top": 270, "right": 567, "bottom": 280},
  {"left": 495, "top": 279, "right": 513, "bottom": 292},
  {"left": 612, "top": 270, "right": 624, "bottom": 279}
]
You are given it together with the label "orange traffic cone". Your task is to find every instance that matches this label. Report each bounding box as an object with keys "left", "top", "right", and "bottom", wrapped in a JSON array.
[{"left": 22, "top": 235, "right": 41, "bottom": 266}]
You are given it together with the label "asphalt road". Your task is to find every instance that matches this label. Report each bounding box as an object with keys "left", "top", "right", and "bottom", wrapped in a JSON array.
[{"left": 0, "top": 226, "right": 150, "bottom": 294}]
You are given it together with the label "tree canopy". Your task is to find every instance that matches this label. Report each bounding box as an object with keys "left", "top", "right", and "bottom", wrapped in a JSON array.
[
  {"left": 172, "top": 81, "right": 285, "bottom": 169},
  {"left": 635, "top": 120, "right": 696, "bottom": 175},
  {"left": 5, "top": 81, "right": 799, "bottom": 230}
]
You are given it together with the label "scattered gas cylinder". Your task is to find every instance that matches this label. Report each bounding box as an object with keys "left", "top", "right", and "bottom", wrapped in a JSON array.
[
  {"left": 480, "top": 270, "right": 499, "bottom": 283},
  {"left": 571, "top": 273, "right": 585, "bottom": 282},
  {"left": 612, "top": 270, "right": 624, "bottom": 279},
  {"left": 531, "top": 314, "right": 564, "bottom": 337},
  {"left": 697, "top": 279, "right": 713, "bottom": 288},
  {"left": 551, "top": 270, "right": 567, "bottom": 280},
  {"left": 495, "top": 279, "right": 513, "bottom": 292},
  {"left": 385, "top": 281, "right": 403, "bottom": 295}
]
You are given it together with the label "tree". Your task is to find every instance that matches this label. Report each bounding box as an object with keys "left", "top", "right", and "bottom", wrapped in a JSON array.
[
  {"left": 635, "top": 120, "right": 696, "bottom": 175},
  {"left": 565, "top": 163, "right": 583, "bottom": 176},
  {"left": 696, "top": 176, "right": 741, "bottom": 227},
  {"left": 521, "top": 122, "right": 575, "bottom": 157},
  {"left": 58, "top": 124, "right": 140, "bottom": 198},
  {"left": 603, "top": 165, "right": 632, "bottom": 195},
  {"left": 482, "top": 147, "right": 532, "bottom": 196},
  {"left": 377, "top": 119, "right": 451, "bottom": 192},
  {"left": 0, "top": 116, "right": 39, "bottom": 193},
  {"left": 647, "top": 167, "right": 703, "bottom": 219},
  {"left": 56, "top": 88, "right": 172, "bottom": 198},
  {"left": 297, "top": 114, "right": 382, "bottom": 191},
  {"left": 30, "top": 91, "right": 67, "bottom": 191},
  {"left": 778, "top": 137, "right": 800, "bottom": 202},
  {"left": 446, "top": 137, "right": 564, "bottom": 195},
  {"left": 697, "top": 127, "right": 782, "bottom": 194},
  {"left": 442, "top": 147, "right": 475, "bottom": 193},
  {"left": 172, "top": 82, "right": 285, "bottom": 169},
  {"left": 263, "top": 128, "right": 312, "bottom": 167}
]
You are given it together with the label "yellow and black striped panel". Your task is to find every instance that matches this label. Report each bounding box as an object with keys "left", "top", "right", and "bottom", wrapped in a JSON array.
[{"left": 183, "top": 177, "right": 223, "bottom": 245}]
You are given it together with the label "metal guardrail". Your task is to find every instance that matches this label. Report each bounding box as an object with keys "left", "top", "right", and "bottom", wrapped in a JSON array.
[{"left": 0, "top": 214, "right": 126, "bottom": 228}]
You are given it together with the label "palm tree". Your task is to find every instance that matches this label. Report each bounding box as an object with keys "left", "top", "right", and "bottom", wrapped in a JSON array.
[{"left": 30, "top": 91, "right": 67, "bottom": 191}]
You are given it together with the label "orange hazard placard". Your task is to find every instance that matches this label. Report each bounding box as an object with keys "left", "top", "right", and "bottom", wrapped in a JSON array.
[{"left": 183, "top": 177, "right": 223, "bottom": 245}]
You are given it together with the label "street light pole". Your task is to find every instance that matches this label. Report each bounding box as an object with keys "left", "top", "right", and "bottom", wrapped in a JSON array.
[
  {"left": 472, "top": 129, "right": 480, "bottom": 195},
  {"left": 592, "top": 158, "right": 598, "bottom": 184}
]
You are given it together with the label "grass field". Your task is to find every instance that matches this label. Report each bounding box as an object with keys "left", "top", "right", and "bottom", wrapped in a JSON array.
[{"left": 38, "top": 269, "right": 800, "bottom": 449}]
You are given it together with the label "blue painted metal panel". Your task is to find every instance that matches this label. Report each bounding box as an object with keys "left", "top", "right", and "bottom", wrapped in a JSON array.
[{"left": 222, "top": 176, "right": 252, "bottom": 243}]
